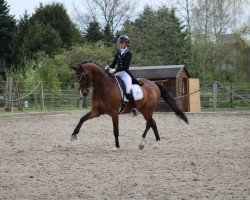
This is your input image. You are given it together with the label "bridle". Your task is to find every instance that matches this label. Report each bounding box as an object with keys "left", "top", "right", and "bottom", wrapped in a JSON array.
[
  {"left": 76, "top": 67, "right": 91, "bottom": 88},
  {"left": 76, "top": 70, "right": 88, "bottom": 83},
  {"left": 76, "top": 65, "right": 109, "bottom": 90}
]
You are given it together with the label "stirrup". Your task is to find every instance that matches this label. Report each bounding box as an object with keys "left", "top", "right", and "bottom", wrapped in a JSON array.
[{"left": 132, "top": 108, "right": 138, "bottom": 117}]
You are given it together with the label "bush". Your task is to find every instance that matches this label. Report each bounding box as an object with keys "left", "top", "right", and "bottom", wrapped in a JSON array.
[{"left": 7, "top": 42, "right": 115, "bottom": 89}]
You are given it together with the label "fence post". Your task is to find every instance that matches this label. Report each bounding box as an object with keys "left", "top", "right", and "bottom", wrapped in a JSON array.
[
  {"left": 15, "top": 81, "right": 22, "bottom": 111},
  {"left": 5, "top": 77, "right": 13, "bottom": 112},
  {"left": 230, "top": 85, "right": 233, "bottom": 107},
  {"left": 39, "top": 83, "right": 45, "bottom": 110},
  {"left": 34, "top": 84, "right": 38, "bottom": 110},
  {"left": 212, "top": 82, "right": 217, "bottom": 111}
]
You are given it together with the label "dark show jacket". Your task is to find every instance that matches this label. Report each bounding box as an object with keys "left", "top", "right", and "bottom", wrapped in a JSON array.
[
  {"left": 109, "top": 50, "right": 132, "bottom": 72},
  {"left": 109, "top": 50, "right": 142, "bottom": 85}
]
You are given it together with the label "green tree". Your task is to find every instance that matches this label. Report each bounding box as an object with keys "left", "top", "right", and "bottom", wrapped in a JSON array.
[
  {"left": 22, "top": 21, "right": 62, "bottom": 58},
  {"left": 85, "top": 20, "right": 103, "bottom": 42},
  {"left": 12, "top": 14, "right": 62, "bottom": 64},
  {"left": 0, "top": 0, "right": 16, "bottom": 65},
  {"left": 32, "top": 43, "right": 114, "bottom": 87},
  {"left": 103, "top": 24, "right": 114, "bottom": 45},
  {"left": 11, "top": 11, "right": 30, "bottom": 65},
  {"left": 32, "top": 3, "right": 80, "bottom": 46},
  {"left": 122, "top": 6, "right": 189, "bottom": 66},
  {"left": 12, "top": 3, "right": 82, "bottom": 65}
]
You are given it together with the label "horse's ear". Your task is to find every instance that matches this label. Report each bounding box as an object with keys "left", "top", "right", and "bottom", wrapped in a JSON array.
[{"left": 69, "top": 64, "right": 78, "bottom": 71}]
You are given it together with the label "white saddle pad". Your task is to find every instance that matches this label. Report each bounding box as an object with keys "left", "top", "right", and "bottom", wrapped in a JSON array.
[{"left": 115, "top": 78, "right": 143, "bottom": 102}]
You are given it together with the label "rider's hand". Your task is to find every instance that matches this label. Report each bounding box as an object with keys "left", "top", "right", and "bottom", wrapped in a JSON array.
[
  {"left": 108, "top": 68, "right": 116, "bottom": 74},
  {"left": 105, "top": 66, "right": 109, "bottom": 71}
]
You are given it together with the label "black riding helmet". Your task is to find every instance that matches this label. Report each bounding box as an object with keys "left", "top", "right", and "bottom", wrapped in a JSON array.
[{"left": 117, "top": 35, "right": 130, "bottom": 44}]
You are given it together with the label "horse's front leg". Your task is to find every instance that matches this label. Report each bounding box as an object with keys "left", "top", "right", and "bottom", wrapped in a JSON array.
[
  {"left": 111, "top": 114, "right": 120, "bottom": 150},
  {"left": 71, "top": 109, "right": 100, "bottom": 141}
]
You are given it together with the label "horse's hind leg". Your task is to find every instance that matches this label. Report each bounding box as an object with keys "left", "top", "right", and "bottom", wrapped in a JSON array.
[
  {"left": 151, "top": 118, "right": 161, "bottom": 148},
  {"left": 139, "top": 118, "right": 160, "bottom": 150},
  {"left": 71, "top": 109, "right": 100, "bottom": 141},
  {"left": 139, "top": 109, "right": 154, "bottom": 150},
  {"left": 139, "top": 106, "right": 161, "bottom": 149},
  {"left": 151, "top": 118, "right": 160, "bottom": 142},
  {"left": 139, "top": 121, "right": 151, "bottom": 150}
]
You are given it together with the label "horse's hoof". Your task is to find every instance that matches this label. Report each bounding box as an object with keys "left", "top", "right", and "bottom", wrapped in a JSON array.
[
  {"left": 71, "top": 135, "right": 77, "bottom": 141},
  {"left": 154, "top": 141, "right": 160, "bottom": 149},
  {"left": 139, "top": 144, "right": 145, "bottom": 150},
  {"left": 139, "top": 137, "right": 145, "bottom": 150},
  {"left": 112, "top": 146, "right": 119, "bottom": 151}
]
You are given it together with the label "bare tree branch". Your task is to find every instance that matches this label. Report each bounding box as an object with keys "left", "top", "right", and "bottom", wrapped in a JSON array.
[{"left": 74, "top": 0, "right": 136, "bottom": 34}]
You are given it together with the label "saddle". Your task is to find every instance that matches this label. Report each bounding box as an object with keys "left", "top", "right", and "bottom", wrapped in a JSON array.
[{"left": 115, "top": 76, "right": 143, "bottom": 102}]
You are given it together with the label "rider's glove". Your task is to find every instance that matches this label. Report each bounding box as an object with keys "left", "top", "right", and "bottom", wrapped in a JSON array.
[
  {"left": 105, "top": 66, "right": 109, "bottom": 71},
  {"left": 108, "top": 68, "right": 116, "bottom": 74}
]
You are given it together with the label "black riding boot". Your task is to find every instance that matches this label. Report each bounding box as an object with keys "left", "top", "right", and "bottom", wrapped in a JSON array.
[{"left": 126, "top": 93, "right": 138, "bottom": 116}]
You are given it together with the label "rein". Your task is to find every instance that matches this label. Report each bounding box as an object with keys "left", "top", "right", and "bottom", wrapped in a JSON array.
[{"left": 76, "top": 65, "right": 109, "bottom": 89}]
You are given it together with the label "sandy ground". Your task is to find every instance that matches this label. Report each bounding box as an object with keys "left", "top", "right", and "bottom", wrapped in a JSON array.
[{"left": 0, "top": 111, "right": 249, "bottom": 200}]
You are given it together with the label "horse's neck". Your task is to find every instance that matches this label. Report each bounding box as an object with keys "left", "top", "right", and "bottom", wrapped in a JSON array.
[
  {"left": 92, "top": 69, "right": 105, "bottom": 83},
  {"left": 87, "top": 64, "right": 115, "bottom": 91}
]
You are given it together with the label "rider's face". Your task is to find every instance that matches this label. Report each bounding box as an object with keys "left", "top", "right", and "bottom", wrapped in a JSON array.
[{"left": 118, "top": 42, "right": 127, "bottom": 49}]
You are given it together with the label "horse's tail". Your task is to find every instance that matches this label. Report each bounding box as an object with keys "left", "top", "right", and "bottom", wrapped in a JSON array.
[{"left": 155, "top": 82, "right": 189, "bottom": 124}]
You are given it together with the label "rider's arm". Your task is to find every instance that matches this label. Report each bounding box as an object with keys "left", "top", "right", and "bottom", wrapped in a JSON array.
[{"left": 109, "top": 53, "right": 118, "bottom": 69}]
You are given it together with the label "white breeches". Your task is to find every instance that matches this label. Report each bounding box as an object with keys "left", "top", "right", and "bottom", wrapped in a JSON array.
[{"left": 115, "top": 71, "right": 132, "bottom": 94}]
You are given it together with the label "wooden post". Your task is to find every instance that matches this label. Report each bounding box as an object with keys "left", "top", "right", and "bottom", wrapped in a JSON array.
[
  {"left": 212, "top": 82, "right": 217, "bottom": 111},
  {"left": 227, "top": 86, "right": 233, "bottom": 108},
  {"left": 227, "top": 86, "right": 230, "bottom": 102},
  {"left": 34, "top": 84, "right": 38, "bottom": 110},
  {"left": 5, "top": 77, "right": 13, "bottom": 112},
  {"left": 16, "top": 81, "right": 22, "bottom": 111},
  {"left": 39, "top": 83, "right": 45, "bottom": 110},
  {"left": 230, "top": 85, "right": 233, "bottom": 107}
]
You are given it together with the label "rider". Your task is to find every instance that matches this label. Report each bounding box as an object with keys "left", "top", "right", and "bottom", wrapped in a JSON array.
[{"left": 105, "top": 35, "right": 140, "bottom": 116}]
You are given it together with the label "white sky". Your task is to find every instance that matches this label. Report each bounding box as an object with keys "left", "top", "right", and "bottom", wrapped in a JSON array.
[
  {"left": 6, "top": 0, "right": 160, "bottom": 19},
  {"left": 6, "top": 0, "right": 249, "bottom": 28},
  {"left": 7, "top": 0, "right": 77, "bottom": 18}
]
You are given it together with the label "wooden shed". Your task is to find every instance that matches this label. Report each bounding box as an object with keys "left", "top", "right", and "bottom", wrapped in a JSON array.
[{"left": 130, "top": 65, "right": 201, "bottom": 112}]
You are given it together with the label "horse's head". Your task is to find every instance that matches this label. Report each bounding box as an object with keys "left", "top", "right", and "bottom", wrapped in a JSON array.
[{"left": 70, "top": 64, "right": 91, "bottom": 97}]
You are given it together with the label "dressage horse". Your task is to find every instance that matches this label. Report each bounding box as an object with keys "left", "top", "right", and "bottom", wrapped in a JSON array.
[{"left": 70, "top": 62, "right": 188, "bottom": 150}]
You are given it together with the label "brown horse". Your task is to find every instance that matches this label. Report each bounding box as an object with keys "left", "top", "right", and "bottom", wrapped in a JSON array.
[{"left": 70, "top": 62, "right": 188, "bottom": 150}]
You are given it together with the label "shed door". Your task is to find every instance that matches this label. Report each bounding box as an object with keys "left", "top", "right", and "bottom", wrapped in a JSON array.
[{"left": 188, "top": 78, "right": 201, "bottom": 112}]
